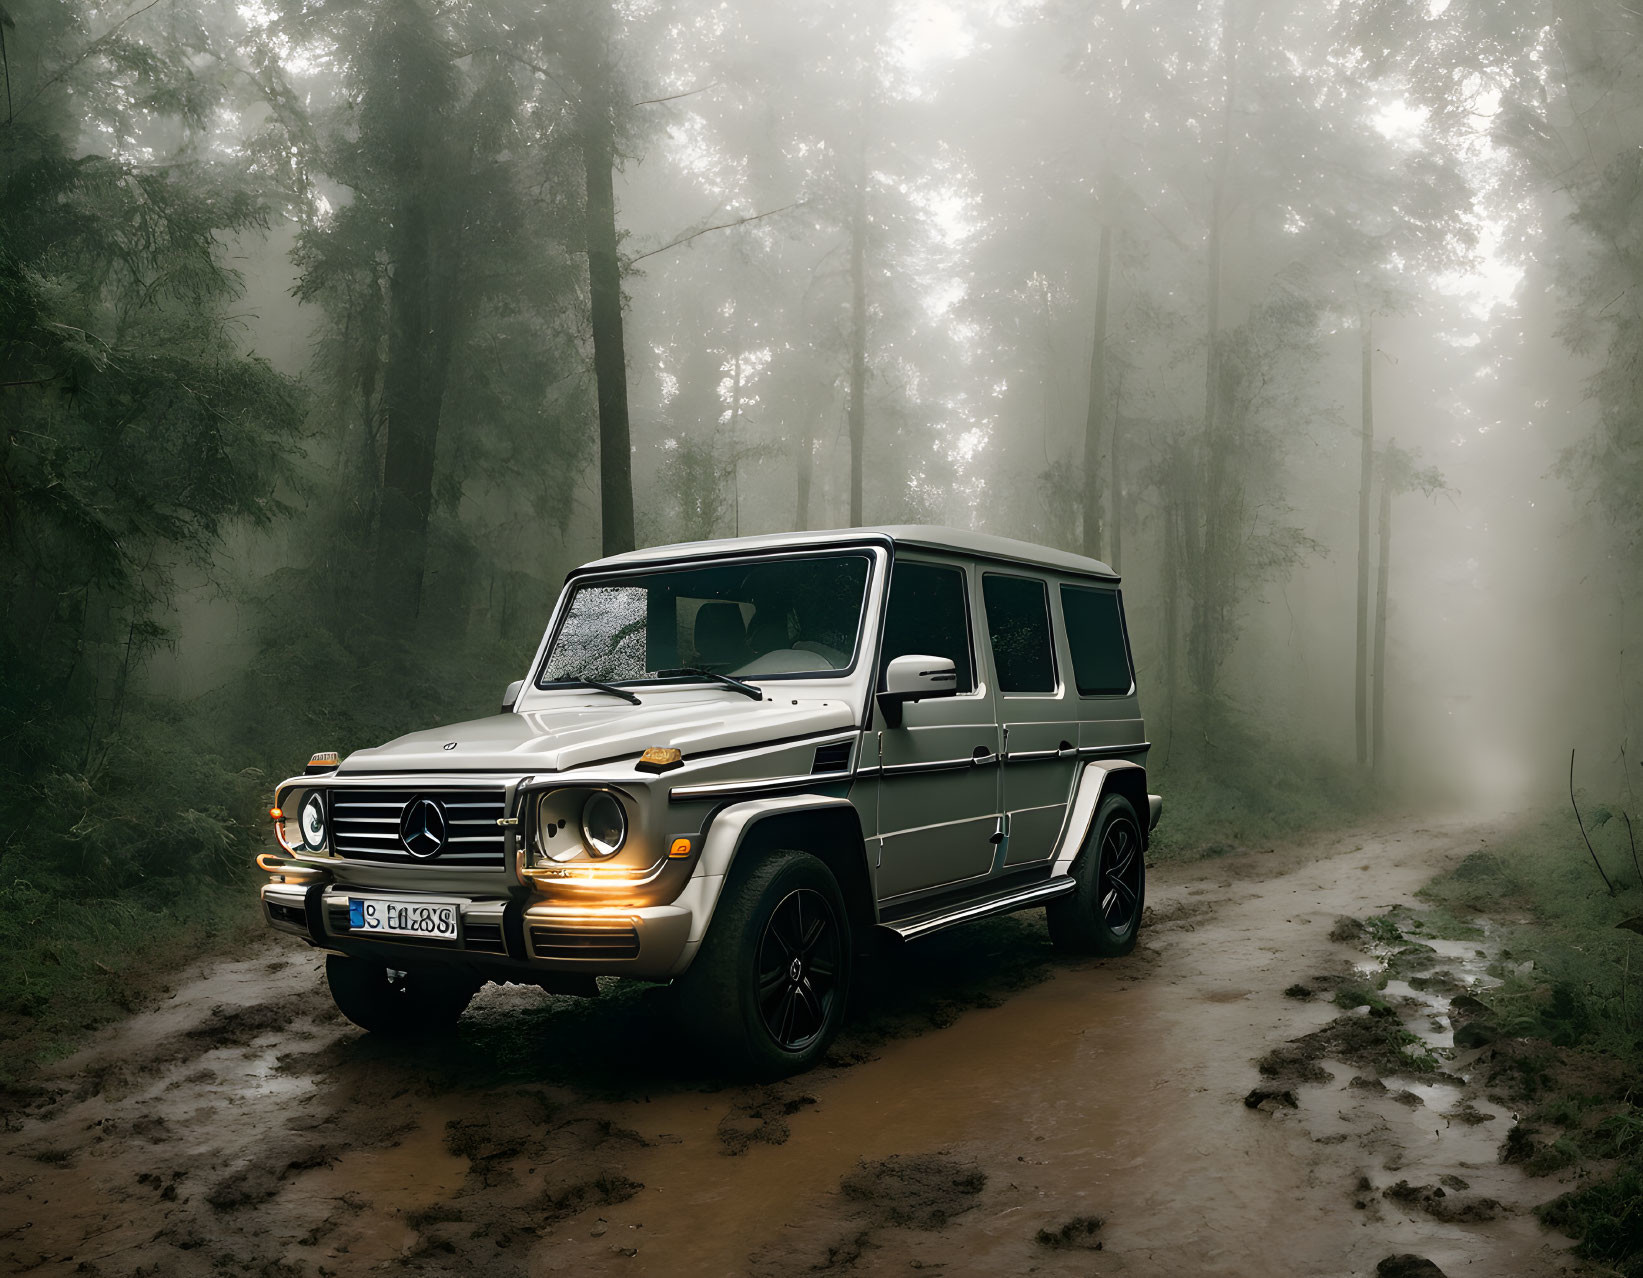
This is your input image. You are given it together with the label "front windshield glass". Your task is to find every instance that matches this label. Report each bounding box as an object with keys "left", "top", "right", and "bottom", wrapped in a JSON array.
[{"left": 539, "top": 552, "right": 874, "bottom": 687}]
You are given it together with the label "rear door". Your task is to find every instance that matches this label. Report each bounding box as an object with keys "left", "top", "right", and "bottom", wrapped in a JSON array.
[
  {"left": 872, "top": 557, "right": 1001, "bottom": 901},
  {"left": 982, "top": 572, "right": 1081, "bottom": 869}
]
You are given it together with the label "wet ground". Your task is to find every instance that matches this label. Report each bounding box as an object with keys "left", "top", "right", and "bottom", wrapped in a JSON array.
[{"left": 0, "top": 817, "right": 1600, "bottom": 1277}]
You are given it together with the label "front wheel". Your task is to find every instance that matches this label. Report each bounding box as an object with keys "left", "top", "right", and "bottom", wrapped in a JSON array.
[
  {"left": 676, "top": 850, "right": 852, "bottom": 1078},
  {"left": 325, "top": 955, "right": 479, "bottom": 1036},
  {"left": 1047, "top": 794, "right": 1146, "bottom": 956}
]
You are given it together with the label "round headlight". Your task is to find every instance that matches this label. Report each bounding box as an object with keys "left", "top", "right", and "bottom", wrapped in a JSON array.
[
  {"left": 580, "top": 792, "right": 626, "bottom": 859},
  {"left": 299, "top": 791, "right": 327, "bottom": 852}
]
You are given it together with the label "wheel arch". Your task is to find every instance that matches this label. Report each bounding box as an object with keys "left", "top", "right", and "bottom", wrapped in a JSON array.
[
  {"left": 1050, "top": 760, "right": 1152, "bottom": 878},
  {"left": 673, "top": 794, "right": 874, "bottom": 975}
]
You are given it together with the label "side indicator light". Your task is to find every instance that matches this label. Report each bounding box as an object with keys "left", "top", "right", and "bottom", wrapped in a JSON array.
[
  {"left": 636, "top": 747, "right": 684, "bottom": 774},
  {"left": 668, "top": 837, "right": 692, "bottom": 858},
  {"left": 306, "top": 751, "right": 341, "bottom": 775},
  {"left": 269, "top": 807, "right": 283, "bottom": 820}
]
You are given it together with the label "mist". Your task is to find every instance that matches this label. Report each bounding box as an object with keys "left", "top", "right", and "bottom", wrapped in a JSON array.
[
  {"left": 12, "top": 3, "right": 1643, "bottom": 1271},
  {"left": 1, "top": 0, "right": 1637, "bottom": 884}
]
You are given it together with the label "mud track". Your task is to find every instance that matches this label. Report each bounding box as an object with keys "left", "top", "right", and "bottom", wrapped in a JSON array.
[{"left": 0, "top": 818, "right": 1596, "bottom": 1276}]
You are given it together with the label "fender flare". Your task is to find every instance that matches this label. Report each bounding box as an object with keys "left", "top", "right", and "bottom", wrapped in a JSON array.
[
  {"left": 666, "top": 793, "right": 868, "bottom": 976},
  {"left": 1050, "top": 760, "right": 1157, "bottom": 878}
]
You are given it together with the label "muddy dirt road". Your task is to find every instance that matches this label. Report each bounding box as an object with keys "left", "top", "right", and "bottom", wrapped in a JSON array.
[{"left": 0, "top": 818, "right": 1594, "bottom": 1277}]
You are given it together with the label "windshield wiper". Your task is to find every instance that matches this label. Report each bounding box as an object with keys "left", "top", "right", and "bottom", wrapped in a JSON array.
[
  {"left": 555, "top": 678, "right": 642, "bottom": 705},
  {"left": 655, "top": 667, "right": 763, "bottom": 701}
]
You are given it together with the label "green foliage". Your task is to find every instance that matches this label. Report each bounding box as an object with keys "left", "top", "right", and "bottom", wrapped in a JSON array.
[
  {"left": 283, "top": 0, "right": 594, "bottom": 620},
  {"left": 1, "top": 0, "right": 304, "bottom": 885},
  {"left": 0, "top": 872, "right": 263, "bottom": 1085},
  {"left": 1423, "top": 808, "right": 1643, "bottom": 1268},
  {"left": 1147, "top": 695, "right": 1379, "bottom": 859},
  {"left": 1421, "top": 811, "right": 1643, "bottom": 1055},
  {"left": 1539, "top": 1161, "right": 1643, "bottom": 1276}
]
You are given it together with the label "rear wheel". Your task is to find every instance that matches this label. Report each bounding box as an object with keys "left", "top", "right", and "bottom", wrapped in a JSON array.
[
  {"left": 676, "top": 850, "right": 852, "bottom": 1078},
  {"left": 325, "top": 955, "right": 479, "bottom": 1035},
  {"left": 1047, "top": 794, "right": 1145, "bottom": 956}
]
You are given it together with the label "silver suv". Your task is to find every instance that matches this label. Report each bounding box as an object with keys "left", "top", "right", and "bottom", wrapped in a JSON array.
[{"left": 261, "top": 526, "right": 1160, "bottom": 1075}]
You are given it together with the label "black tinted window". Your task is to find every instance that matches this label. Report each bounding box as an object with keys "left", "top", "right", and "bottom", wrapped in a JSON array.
[
  {"left": 1060, "top": 585, "right": 1132, "bottom": 695},
  {"left": 983, "top": 574, "right": 1056, "bottom": 693},
  {"left": 879, "top": 562, "right": 974, "bottom": 693}
]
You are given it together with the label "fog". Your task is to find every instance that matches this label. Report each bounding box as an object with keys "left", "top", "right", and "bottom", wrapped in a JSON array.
[{"left": 7, "top": 0, "right": 1643, "bottom": 877}]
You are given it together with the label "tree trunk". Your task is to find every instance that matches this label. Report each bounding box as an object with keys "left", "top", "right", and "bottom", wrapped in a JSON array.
[
  {"left": 729, "top": 347, "right": 743, "bottom": 537},
  {"left": 1371, "top": 442, "right": 1392, "bottom": 783},
  {"left": 582, "top": 83, "right": 635, "bottom": 557},
  {"left": 795, "top": 419, "right": 813, "bottom": 531},
  {"left": 1108, "top": 369, "right": 1123, "bottom": 573},
  {"left": 847, "top": 164, "right": 867, "bottom": 528},
  {"left": 1081, "top": 218, "right": 1112, "bottom": 561},
  {"left": 374, "top": 195, "right": 456, "bottom": 618},
  {"left": 1355, "top": 316, "right": 1374, "bottom": 768},
  {"left": 1162, "top": 447, "right": 1184, "bottom": 715},
  {"left": 1187, "top": 0, "right": 1236, "bottom": 696}
]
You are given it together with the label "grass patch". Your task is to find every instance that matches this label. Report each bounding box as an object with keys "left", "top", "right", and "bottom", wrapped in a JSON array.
[
  {"left": 1421, "top": 809, "right": 1643, "bottom": 1273},
  {"left": 0, "top": 871, "right": 263, "bottom": 1086},
  {"left": 1147, "top": 695, "right": 1379, "bottom": 861},
  {"left": 1332, "top": 985, "right": 1393, "bottom": 1013},
  {"left": 1539, "top": 1163, "right": 1643, "bottom": 1276}
]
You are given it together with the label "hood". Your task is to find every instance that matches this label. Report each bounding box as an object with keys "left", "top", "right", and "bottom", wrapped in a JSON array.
[{"left": 338, "top": 690, "right": 857, "bottom": 775}]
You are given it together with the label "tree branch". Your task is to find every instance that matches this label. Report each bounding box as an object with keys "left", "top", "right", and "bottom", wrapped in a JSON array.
[
  {"left": 632, "top": 82, "right": 720, "bottom": 107},
  {"left": 10, "top": 0, "right": 166, "bottom": 122},
  {"left": 627, "top": 202, "right": 806, "bottom": 265},
  {"left": 1571, "top": 747, "right": 1616, "bottom": 896}
]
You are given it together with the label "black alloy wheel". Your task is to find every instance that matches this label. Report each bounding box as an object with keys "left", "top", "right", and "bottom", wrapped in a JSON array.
[
  {"left": 1046, "top": 794, "right": 1146, "bottom": 956},
  {"left": 1096, "top": 816, "right": 1143, "bottom": 936},
  {"left": 674, "top": 849, "right": 854, "bottom": 1078},
  {"left": 755, "top": 888, "right": 843, "bottom": 1052}
]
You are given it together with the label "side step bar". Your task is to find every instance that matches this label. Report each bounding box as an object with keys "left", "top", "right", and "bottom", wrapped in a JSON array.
[{"left": 884, "top": 876, "right": 1077, "bottom": 941}]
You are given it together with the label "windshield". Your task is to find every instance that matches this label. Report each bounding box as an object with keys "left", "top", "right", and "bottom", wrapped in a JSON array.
[{"left": 538, "top": 552, "right": 874, "bottom": 687}]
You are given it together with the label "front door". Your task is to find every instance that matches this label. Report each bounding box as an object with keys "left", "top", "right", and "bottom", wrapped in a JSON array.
[{"left": 872, "top": 558, "right": 1000, "bottom": 901}]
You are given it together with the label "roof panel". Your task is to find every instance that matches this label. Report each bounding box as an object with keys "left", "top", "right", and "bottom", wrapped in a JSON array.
[{"left": 576, "top": 525, "right": 1119, "bottom": 581}]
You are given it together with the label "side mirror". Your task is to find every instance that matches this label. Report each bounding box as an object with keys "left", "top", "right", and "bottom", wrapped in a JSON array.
[
  {"left": 501, "top": 679, "right": 524, "bottom": 714},
  {"left": 877, "top": 654, "right": 958, "bottom": 728}
]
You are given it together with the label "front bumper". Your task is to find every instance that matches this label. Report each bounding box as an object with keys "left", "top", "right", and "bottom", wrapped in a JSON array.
[{"left": 261, "top": 880, "right": 693, "bottom": 981}]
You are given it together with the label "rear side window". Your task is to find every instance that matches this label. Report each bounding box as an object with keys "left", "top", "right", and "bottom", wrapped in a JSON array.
[
  {"left": 879, "top": 561, "right": 975, "bottom": 693},
  {"left": 982, "top": 574, "right": 1056, "bottom": 693},
  {"left": 1060, "top": 585, "right": 1133, "bottom": 695}
]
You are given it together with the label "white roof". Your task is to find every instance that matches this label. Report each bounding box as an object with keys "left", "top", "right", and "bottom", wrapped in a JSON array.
[{"left": 577, "top": 525, "right": 1119, "bottom": 581}]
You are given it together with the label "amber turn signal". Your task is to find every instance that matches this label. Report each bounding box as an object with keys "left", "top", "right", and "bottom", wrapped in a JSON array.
[
  {"left": 668, "top": 837, "right": 692, "bottom": 858},
  {"left": 305, "top": 751, "right": 341, "bottom": 775},
  {"left": 269, "top": 807, "right": 283, "bottom": 820},
  {"left": 636, "top": 746, "right": 684, "bottom": 774}
]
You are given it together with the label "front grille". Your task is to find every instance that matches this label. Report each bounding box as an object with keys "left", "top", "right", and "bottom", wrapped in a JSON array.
[
  {"left": 329, "top": 788, "right": 507, "bottom": 867},
  {"left": 530, "top": 922, "right": 640, "bottom": 961}
]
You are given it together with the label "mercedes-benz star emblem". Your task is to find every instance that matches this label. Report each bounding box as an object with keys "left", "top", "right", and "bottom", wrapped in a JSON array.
[{"left": 399, "top": 797, "right": 448, "bottom": 859}]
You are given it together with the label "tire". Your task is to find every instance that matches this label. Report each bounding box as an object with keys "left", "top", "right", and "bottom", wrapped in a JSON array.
[
  {"left": 325, "top": 955, "right": 479, "bottom": 1036},
  {"left": 676, "top": 850, "right": 853, "bottom": 1078},
  {"left": 1046, "top": 794, "right": 1146, "bottom": 956}
]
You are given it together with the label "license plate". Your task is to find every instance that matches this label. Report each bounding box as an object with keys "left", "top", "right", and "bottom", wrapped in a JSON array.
[{"left": 347, "top": 895, "right": 462, "bottom": 940}]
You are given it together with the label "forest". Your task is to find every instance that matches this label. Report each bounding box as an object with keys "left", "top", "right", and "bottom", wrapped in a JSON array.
[
  {"left": 4, "top": 0, "right": 1643, "bottom": 1068},
  {"left": 10, "top": 1, "right": 1643, "bottom": 1273}
]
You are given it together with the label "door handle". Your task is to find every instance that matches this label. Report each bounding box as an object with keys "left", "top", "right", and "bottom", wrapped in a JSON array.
[
  {"left": 971, "top": 745, "right": 997, "bottom": 766},
  {"left": 1058, "top": 740, "right": 1076, "bottom": 757}
]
